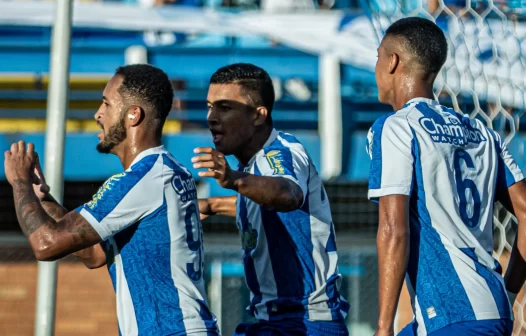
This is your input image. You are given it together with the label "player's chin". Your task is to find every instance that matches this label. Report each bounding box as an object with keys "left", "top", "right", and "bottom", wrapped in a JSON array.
[
  {"left": 96, "top": 141, "right": 113, "bottom": 154},
  {"left": 377, "top": 93, "right": 388, "bottom": 105},
  {"left": 213, "top": 142, "right": 233, "bottom": 155}
]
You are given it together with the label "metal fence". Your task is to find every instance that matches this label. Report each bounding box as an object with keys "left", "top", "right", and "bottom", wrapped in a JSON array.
[{"left": 203, "top": 242, "right": 379, "bottom": 336}]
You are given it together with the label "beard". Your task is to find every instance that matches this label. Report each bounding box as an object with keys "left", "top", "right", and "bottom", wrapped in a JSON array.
[{"left": 96, "top": 112, "right": 127, "bottom": 154}]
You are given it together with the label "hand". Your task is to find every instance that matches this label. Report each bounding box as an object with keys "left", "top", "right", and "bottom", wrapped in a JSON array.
[
  {"left": 4, "top": 141, "right": 37, "bottom": 187},
  {"left": 192, "top": 147, "right": 236, "bottom": 190},
  {"left": 31, "top": 152, "right": 50, "bottom": 201}
]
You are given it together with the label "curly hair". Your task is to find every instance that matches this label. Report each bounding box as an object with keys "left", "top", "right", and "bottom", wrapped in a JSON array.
[{"left": 115, "top": 64, "right": 174, "bottom": 121}]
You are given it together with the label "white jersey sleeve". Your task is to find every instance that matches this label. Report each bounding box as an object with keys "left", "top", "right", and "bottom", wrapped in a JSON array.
[
  {"left": 493, "top": 131, "right": 525, "bottom": 192},
  {"left": 367, "top": 113, "right": 415, "bottom": 201},
  {"left": 255, "top": 145, "right": 309, "bottom": 202},
  {"left": 75, "top": 156, "right": 163, "bottom": 240}
]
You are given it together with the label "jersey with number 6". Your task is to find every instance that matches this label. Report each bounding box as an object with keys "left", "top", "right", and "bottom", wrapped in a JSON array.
[
  {"left": 367, "top": 98, "right": 524, "bottom": 335},
  {"left": 75, "top": 146, "right": 218, "bottom": 336}
]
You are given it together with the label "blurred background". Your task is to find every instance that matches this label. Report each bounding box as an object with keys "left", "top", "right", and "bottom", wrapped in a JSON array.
[{"left": 0, "top": 0, "right": 525, "bottom": 335}]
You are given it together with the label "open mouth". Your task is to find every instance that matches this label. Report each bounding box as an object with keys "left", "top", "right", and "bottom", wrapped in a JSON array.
[{"left": 210, "top": 130, "right": 224, "bottom": 143}]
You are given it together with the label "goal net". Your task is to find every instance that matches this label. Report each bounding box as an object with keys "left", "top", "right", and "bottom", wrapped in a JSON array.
[{"left": 365, "top": 1, "right": 526, "bottom": 334}]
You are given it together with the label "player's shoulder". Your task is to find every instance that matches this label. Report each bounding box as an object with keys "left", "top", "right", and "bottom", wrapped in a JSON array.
[
  {"left": 159, "top": 150, "right": 193, "bottom": 178},
  {"left": 260, "top": 130, "right": 309, "bottom": 157},
  {"left": 253, "top": 130, "right": 311, "bottom": 171},
  {"left": 369, "top": 110, "right": 411, "bottom": 137},
  {"left": 125, "top": 146, "right": 194, "bottom": 183}
]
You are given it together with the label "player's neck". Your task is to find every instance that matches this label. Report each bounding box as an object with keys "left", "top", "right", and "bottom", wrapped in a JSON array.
[
  {"left": 235, "top": 127, "right": 273, "bottom": 166},
  {"left": 114, "top": 137, "right": 162, "bottom": 170},
  {"left": 392, "top": 80, "right": 435, "bottom": 111}
]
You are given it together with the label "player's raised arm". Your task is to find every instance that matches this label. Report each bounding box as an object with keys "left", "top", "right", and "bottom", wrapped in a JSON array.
[
  {"left": 193, "top": 147, "right": 304, "bottom": 212},
  {"left": 30, "top": 151, "right": 106, "bottom": 268},
  {"left": 198, "top": 196, "right": 237, "bottom": 220},
  {"left": 4, "top": 141, "right": 103, "bottom": 261}
]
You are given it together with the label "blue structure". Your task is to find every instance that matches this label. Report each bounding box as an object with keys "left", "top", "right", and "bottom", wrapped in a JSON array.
[{"left": 0, "top": 24, "right": 524, "bottom": 194}]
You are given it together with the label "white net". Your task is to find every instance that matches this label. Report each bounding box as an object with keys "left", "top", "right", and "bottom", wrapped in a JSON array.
[{"left": 365, "top": 1, "right": 526, "bottom": 334}]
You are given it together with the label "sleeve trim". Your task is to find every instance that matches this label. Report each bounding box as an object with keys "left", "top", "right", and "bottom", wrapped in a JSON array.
[
  {"left": 278, "top": 174, "right": 306, "bottom": 207},
  {"left": 76, "top": 206, "right": 111, "bottom": 240},
  {"left": 368, "top": 186, "right": 411, "bottom": 200}
]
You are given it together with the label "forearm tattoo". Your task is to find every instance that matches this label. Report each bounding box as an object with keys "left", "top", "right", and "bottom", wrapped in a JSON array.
[
  {"left": 12, "top": 179, "right": 55, "bottom": 237},
  {"left": 12, "top": 180, "right": 99, "bottom": 246},
  {"left": 41, "top": 194, "right": 68, "bottom": 221}
]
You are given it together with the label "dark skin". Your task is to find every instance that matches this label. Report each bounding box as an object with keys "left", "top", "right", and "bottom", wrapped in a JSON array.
[
  {"left": 194, "top": 83, "right": 303, "bottom": 217},
  {"left": 4, "top": 74, "right": 162, "bottom": 265},
  {"left": 373, "top": 34, "right": 437, "bottom": 336},
  {"left": 497, "top": 181, "right": 526, "bottom": 295},
  {"left": 374, "top": 35, "right": 526, "bottom": 335}
]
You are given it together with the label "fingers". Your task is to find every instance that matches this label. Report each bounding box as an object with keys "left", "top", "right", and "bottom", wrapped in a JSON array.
[
  {"left": 191, "top": 154, "right": 213, "bottom": 163},
  {"left": 33, "top": 153, "right": 50, "bottom": 193},
  {"left": 193, "top": 147, "right": 214, "bottom": 154},
  {"left": 4, "top": 150, "right": 11, "bottom": 158},
  {"left": 9, "top": 141, "right": 35, "bottom": 155},
  {"left": 34, "top": 152, "right": 45, "bottom": 177},
  {"left": 197, "top": 170, "right": 223, "bottom": 178},
  {"left": 27, "top": 142, "right": 35, "bottom": 154},
  {"left": 193, "top": 161, "right": 217, "bottom": 170},
  {"left": 18, "top": 140, "right": 25, "bottom": 153}
]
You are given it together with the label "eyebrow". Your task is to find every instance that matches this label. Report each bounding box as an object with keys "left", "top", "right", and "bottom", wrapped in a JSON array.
[{"left": 210, "top": 100, "right": 231, "bottom": 105}]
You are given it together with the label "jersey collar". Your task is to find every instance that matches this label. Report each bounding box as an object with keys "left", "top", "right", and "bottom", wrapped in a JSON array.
[
  {"left": 245, "top": 128, "right": 279, "bottom": 168},
  {"left": 404, "top": 97, "right": 439, "bottom": 108},
  {"left": 129, "top": 145, "right": 165, "bottom": 169}
]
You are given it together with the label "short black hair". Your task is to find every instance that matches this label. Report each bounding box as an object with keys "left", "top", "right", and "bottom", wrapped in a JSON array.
[
  {"left": 210, "top": 63, "right": 275, "bottom": 124},
  {"left": 115, "top": 64, "right": 174, "bottom": 121},
  {"left": 385, "top": 17, "right": 448, "bottom": 74}
]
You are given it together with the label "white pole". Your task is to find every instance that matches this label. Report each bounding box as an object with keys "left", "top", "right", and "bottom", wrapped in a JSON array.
[
  {"left": 34, "top": 0, "right": 73, "bottom": 335},
  {"left": 318, "top": 54, "right": 342, "bottom": 179},
  {"left": 209, "top": 261, "right": 223, "bottom": 330},
  {"left": 125, "top": 45, "right": 148, "bottom": 65}
]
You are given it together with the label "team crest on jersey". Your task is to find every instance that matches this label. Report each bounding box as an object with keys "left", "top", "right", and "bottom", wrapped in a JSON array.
[
  {"left": 265, "top": 150, "right": 285, "bottom": 175},
  {"left": 240, "top": 226, "right": 258, "bottom": 251},
  {"left": 87, "top": 172, "right": 126, "bottom": 209},
  {"left": 171, "top": 174, "right": 197, "bottom": 202},
  {"left": 418, "top": 114, "right": 486, "bottom": 145}
]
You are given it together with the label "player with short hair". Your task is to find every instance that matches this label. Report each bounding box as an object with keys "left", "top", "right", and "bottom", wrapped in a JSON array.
[
  {"left": 368, "top": 17, "right": 526, "bottom": 336},
  {"left": 3, "top": 64, "right": 219, "bottom": 336},
  {"left": 193, "top": 63, "right": 350, "bottom": 336}
]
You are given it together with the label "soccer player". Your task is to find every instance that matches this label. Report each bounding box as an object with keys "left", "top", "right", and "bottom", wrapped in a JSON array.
[
  {"left": 3, "top": 64, "right": 219, "bottom": 336},
  {"left": 193, "top": 63, "right": 350, "bottom": 336},
  {"left": 368, "top": 17, "right": 526, "bottom": 336}
]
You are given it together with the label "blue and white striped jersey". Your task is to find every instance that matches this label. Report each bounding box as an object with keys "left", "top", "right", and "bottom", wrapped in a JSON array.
[
  {"left": 367, "top": 98, "right": 524, "bottom": 334},
  {"left": 76, "top": 146, "right": 219, "bottom": 336},
  {"left": 236, "top": 129, "right": 349, "bottom": 322}
]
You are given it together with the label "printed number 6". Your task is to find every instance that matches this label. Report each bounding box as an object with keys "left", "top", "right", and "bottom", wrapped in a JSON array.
[
  {"left": 185, "top": 203, "right": 203, "bottom": 281},
  {"left": 453, "top": 149, "right": 481, "bottom": 229}
]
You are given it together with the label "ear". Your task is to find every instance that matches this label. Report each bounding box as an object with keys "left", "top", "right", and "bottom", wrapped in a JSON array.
[
  {"left": 126, "top": 105, "right": 143, "bottom": 127},
  {"left": 253, "top": 107, "right": 268, "bottom": 127},
  {"left": 389, "top": 52, "right": 400, "bottom": 74}
]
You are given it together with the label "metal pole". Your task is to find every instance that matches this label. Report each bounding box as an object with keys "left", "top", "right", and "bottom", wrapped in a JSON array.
[
  {"left": 209, "top": 261, "right": 223, "bottom": 330},
  {"left": 318, "top": 54, "right": 342, "bottom": 179},
  {"left": 34, "top": 0, "right": 73, "bottom": 335}
]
